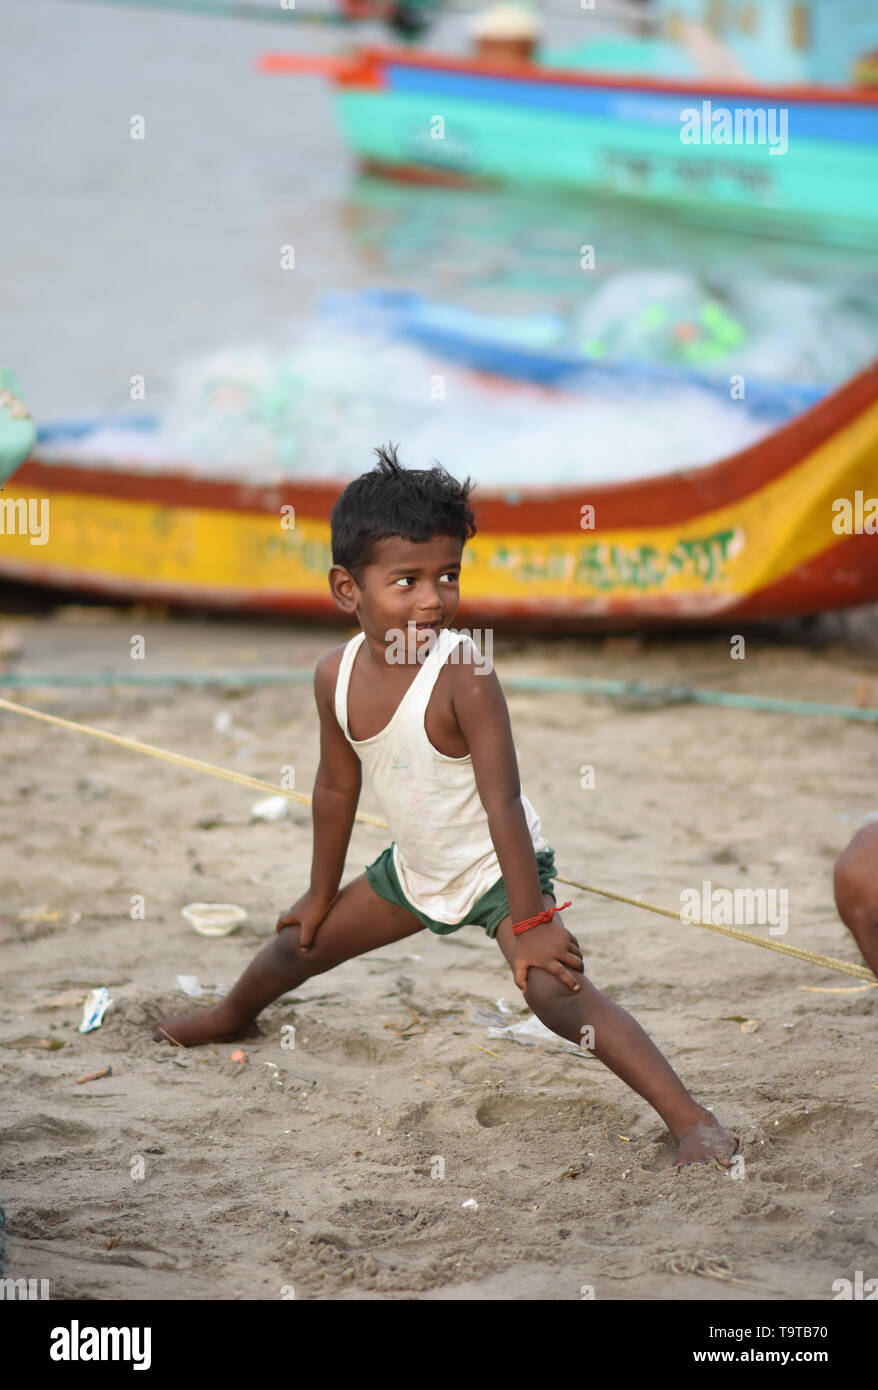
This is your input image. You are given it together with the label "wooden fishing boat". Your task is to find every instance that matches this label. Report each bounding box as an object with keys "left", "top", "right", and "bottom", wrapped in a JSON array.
[
  {"left": 261, "top": 47, "right": 878, "bottom": 247},
  {"left": 1, "top": 361, "right": 876, "bottom": 627}
]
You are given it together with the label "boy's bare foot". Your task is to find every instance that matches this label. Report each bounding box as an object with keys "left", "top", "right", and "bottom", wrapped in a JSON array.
[
  {"left": 671, "top": 1112, "right": 739, "bottom": 1170},
  {"left": 152, "top": 1005, "right": 261, "bottom": 1048}
]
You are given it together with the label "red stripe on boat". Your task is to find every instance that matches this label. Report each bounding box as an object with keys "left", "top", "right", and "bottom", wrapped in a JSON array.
[{"left": 355, "top": 46, "right": 878, "bottom": 106}]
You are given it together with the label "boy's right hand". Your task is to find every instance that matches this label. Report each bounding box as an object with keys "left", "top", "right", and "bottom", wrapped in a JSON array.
[{"left": 275, "top": 889, "right": 339, "bottom": 951}]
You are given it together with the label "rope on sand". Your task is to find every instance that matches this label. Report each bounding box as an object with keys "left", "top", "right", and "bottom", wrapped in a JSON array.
[
  {"left": 551, "top": 874, "right": 875, "bottom": 981},
  {"left": 0, "top": 695, "right": 874, "bottom": 984},
  {"left": 0, "top": 698, "right": 389, "bottom": 821}
]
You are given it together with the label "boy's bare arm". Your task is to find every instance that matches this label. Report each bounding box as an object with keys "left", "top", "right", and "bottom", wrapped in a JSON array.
[
  {"left": 452, "top": 661, "right": 583, "bottom": 992},
  {"left": 451, "top": 664, "right": 543, "bottom": 919},
  {"left": 276, "top": 649, "right": 362, "bottom": 949},
  {"left": 311, "top": 650, "right": 363, "bottom": 889}
]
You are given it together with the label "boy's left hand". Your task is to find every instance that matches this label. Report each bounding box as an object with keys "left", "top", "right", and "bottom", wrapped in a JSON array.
[{"left": 512, "top": 922, "right": 584, "bottom": 993}]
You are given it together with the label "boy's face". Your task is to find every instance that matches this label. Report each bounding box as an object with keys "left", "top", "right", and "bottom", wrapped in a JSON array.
[{"left": 330, "top": 534, "right": 463, "bottom": 645}]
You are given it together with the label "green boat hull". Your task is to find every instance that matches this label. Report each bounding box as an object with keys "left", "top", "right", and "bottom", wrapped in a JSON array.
[{"left": 333, "top": 53, "right": 878, "bottom": 248}]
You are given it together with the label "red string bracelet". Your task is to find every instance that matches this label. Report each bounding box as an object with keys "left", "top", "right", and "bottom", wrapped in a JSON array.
[{"left": 511, "top": 901, "right": 571, "bottom": 935}]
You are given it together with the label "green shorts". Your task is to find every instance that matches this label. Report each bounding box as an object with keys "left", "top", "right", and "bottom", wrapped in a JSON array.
[{"left": 364, "top": 843, "right": 558, "bottom": 938}]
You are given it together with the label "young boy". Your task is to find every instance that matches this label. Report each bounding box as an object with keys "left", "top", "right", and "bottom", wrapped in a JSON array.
[{"left": 155, "top": 445, "right": 738, "bottom": 1169}]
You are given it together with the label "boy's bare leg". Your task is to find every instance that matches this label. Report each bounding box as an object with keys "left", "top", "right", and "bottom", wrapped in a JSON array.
[
  {"left": 153, "top": 875, "right": 424, "bottom": 1047},
  {"left": 495, "top": 899, "right": 739, "bottom": 1170},
  {"left": 834, "top": 824, "right": 878, "bottom": 979}
]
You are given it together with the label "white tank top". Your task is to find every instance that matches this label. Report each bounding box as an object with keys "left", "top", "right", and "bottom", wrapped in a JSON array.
[{"left": 334, "top": 628, "right": 548, "bottom": 924}]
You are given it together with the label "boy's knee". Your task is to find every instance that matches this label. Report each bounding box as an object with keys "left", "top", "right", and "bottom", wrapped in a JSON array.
[
  {"left": 834, "top": 825, "right": 878, "bottom": 930},
  {"left": 523, "top": 966, "right": 575, "bottom": 1016},
  {"left": 275, "top": 922, "right": 335, "bottom": 976},
  {"left": 276, "top": 923, "right": 311, "bottom": 967}
]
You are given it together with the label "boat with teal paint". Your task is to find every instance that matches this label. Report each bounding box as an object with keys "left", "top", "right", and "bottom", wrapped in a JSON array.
[
  {"left": 339, "top": 48, "right": 878, "bottom": 245},
  {"left": 0, "top": 371, "right": 36, "bottom": 488},
  {"left": 261, "top": 18, "right": 878, "bottom": 246}
]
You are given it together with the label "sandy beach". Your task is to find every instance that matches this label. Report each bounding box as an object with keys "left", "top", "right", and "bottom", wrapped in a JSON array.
[{"left": 1, "top": 605, "right": 876, "bottom": 1301}]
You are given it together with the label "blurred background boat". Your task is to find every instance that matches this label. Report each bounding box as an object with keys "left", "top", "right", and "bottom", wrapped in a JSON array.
[
  {"left": 262, "top": 0, "right": 878, "bottom": 246},
  {"left": 3, "top": 0, "right": 876, "bottom": 629}
]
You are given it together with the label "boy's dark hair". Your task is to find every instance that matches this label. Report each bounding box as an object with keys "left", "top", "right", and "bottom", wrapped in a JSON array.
[{"left": 330, "top": 443, "right": 477, "bottom": 585}]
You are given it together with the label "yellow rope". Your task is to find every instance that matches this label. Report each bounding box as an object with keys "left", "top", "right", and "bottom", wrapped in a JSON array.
[
  {"left": 0, "top": 700, "right": 391, "bottom": 824},
  {"left": 553, "top": 874, "right": 875, "bottom": 981},
  {"left": 1, "top": 695, "right": 874, "bottom": 983}
]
